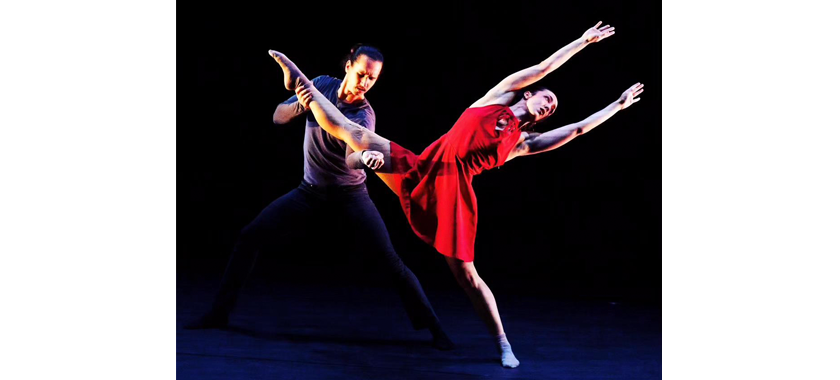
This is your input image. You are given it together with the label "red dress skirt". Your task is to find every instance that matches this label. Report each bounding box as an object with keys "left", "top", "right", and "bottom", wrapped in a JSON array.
[{"left": 378, "top": 105, "right": 523, "bottom": 262}]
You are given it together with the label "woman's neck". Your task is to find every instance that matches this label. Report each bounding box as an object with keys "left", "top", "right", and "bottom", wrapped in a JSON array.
[{"left": 508, "top": 100, "right": 531, "bottom": 123}]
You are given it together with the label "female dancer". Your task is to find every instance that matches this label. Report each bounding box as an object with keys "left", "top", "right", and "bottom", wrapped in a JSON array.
[{"left": 269, "top": 22, "right": 643, "bottom": 368}]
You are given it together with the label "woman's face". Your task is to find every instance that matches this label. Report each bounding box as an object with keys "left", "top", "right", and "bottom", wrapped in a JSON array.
[
  {"left": 344, "top": 54, "right": 382, "bottom": 97},
  {"left": 524, "top": 89, "right": 558, "bottom": 122}
]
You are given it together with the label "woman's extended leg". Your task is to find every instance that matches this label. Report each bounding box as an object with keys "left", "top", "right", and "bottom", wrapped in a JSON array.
[{"left": 445, "top": 257, "right": 520, "bottom": 368}]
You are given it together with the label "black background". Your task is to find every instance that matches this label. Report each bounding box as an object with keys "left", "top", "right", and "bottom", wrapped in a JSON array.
[{"left": 178, "top": 0, "right": 661, "bottom": 304}]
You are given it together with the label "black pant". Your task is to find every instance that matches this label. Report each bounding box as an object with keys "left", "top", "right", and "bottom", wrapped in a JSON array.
[{"left": 208, "top": 180, "right": 440, "bottom": 330}]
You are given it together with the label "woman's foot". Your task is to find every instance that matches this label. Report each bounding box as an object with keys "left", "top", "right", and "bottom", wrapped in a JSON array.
[
  {"left": 501, "top": 350, "right": 520, "bottom": 368},
  {"left": 496, "top": 333, "right": 520, "bottom": 368},
  {"left": 268, "top": 50, "right": 311, "bottom": 91}
]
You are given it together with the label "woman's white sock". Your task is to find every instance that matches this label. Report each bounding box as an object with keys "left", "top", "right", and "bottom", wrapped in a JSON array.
[{"left": 496, "top": 333, "right": 520, "bottom": 368}]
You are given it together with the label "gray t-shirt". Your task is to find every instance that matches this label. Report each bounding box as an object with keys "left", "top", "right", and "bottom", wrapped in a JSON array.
[{"left": 280, "top": 75, "right": 375, "bottom": 186}]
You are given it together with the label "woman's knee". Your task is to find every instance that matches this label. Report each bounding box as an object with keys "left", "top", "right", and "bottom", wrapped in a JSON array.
[
  {"left": 345, "top": 121, "right": 387, "bottom": 148},
  {"left": 345, "top": 121, "right": 367, "bottom": 141},
  {"left": 451, "top": 264, "right": 483, "bottom": 291}
]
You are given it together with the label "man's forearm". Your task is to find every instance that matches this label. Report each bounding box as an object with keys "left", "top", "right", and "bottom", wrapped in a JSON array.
[
  {"left": 346, "top": 150, "right": 365, "bottom": 169},
  {"left": 273, "top": 102, "right": 305, "bottom": 124}
]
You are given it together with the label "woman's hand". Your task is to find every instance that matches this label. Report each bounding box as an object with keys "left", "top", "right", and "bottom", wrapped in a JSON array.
[
  {"left": 618, "top": 82, "right": 644, "bottom": 110},
  {"left": 582, "top": 21, "right": 616, "bottom": 44}
]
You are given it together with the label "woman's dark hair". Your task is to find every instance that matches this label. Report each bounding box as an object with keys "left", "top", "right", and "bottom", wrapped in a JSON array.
[
  {"left": 342, "top": 43, "right": 384, "bottom": 66},
  {"left": 511, "top": 85, "right": 550, "bottom": 131}
]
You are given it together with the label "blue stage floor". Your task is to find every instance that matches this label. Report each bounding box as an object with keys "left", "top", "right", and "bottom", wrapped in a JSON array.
[{"left": 177, "top": 278, "right": 660, "bottom": 379}]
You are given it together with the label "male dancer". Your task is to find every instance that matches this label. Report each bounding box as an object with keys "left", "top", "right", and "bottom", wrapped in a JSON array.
[{"left": 186, "top": 44, "right": 453, "bottom": 350}]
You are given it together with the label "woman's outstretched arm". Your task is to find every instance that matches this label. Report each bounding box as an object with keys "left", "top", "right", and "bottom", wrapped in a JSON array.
[
  {"left": 476, "top": 22, "right": 615, "bottom": 105},
  {"left": 506, "top": 83, "right": 644, "bottom": 160}
]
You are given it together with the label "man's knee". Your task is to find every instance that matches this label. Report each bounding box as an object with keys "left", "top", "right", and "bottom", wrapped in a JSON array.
[
  {"left": 238, "top": 222, "right": 269, "bottom": 245},
  {"left": 372, "top": 245, "right": 407, "bottom": 275}
]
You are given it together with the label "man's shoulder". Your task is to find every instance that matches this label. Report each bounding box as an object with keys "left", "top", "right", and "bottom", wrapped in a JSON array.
[
  {"left": 311, "top": 75, "right": 341, "bottom": 103},
  {"left": 313, "top": 75, "right": 340, "bottom": 86}
]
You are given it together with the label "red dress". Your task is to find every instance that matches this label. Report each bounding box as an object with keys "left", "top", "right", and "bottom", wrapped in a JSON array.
[{"left": 381, "top": 104, "right": 523, "bottom": 262}]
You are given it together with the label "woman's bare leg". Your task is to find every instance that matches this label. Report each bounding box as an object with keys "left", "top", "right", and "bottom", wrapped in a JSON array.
[
  {"left": 269, "top": 50, "right": 393, "bottom": 171},
  {"left": 445, "top": 257, "right": 520, "bottom": 368}
]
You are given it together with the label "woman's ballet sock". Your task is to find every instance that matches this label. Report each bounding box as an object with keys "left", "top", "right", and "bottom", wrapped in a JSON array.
[{"left": 496, "top": 333, "right": 520, "bottom": 368}]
